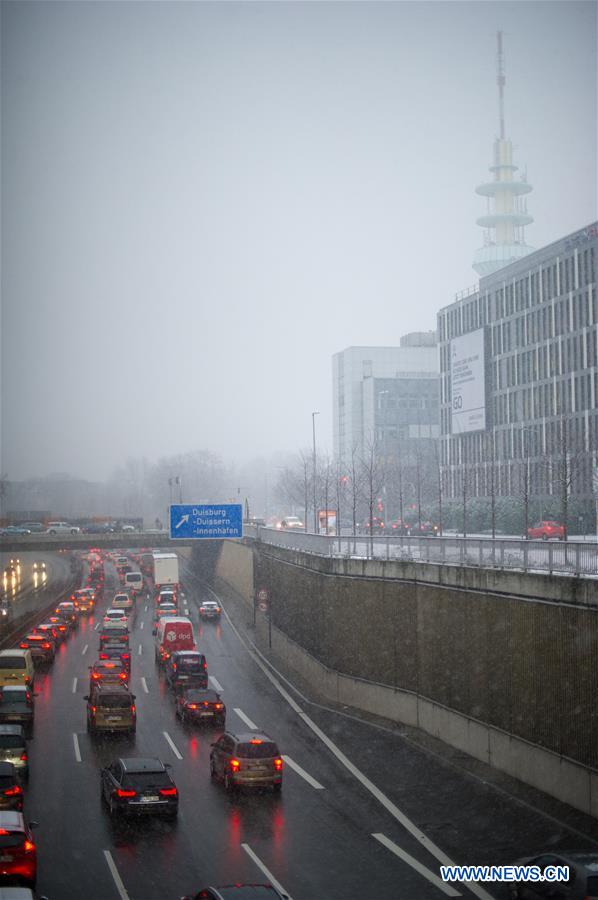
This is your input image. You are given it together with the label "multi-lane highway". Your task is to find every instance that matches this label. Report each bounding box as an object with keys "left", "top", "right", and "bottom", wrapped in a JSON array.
[{"left": 10, "top": 552, "right": 598, "bottom": 899}]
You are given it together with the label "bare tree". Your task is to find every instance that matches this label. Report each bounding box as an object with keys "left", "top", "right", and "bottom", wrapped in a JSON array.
[
  {"left": 432, "top": 441, "right": 443, "bottom": 536},
  {"left": 484, "top": 429, "right": 497, "bottom": 539},
  {"left": 334, "top": 456, "right": 349, "bottom": 537},
  {"left": 550, "top": 416, "right": 584, "bottom": 541},
  {"left": 348, "top": 443, "right": 361, "bottom": 537},
  {"left": 298, "top": 449, "right": 310, "bottom": 531},
  {"left": 360, "top": 436, "right": 385, "bottom": 554}
]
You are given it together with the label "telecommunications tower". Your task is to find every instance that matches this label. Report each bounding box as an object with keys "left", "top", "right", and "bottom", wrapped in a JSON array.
[{"left": 473, "top": 31, "right": 534, "bottom": 276}]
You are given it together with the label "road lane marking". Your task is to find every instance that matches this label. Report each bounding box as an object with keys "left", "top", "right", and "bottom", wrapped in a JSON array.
[
  {"left": 138, "top": 644, "right": 142, "bottom": 656},
  {"left": 163, "top": 731, "right": 183, "bottom": 759},
  {"left": 282, "top": 755, "right": 324, "bottom": 789},
  {"left": 242, "top": 844, "right": 293, "bottom": 900},
  {"left": 215, "top": 587, "right": 495, "bottom": 900},
  {"left": 373, "top": 833, "right": 461, "bottom": 897},
  {"left": 234, "top": 708, "right": 257, "bottom": 729},
  {"left": 103, "top": 850, "right": 130, "bottom": 900},
  {"left": 81, "top": 644, "right": 88, "bottom": 655},
  {"left": 73, "top": 733, "right": 81, "bottom": 763},
  {"left": 72, "top": 677, "right": 77, "bottom": 694},
  {"left": 141, "top": 677, "right": 149, "bottom": 693},
  {"left": 144, "top": 604, "right": 148, "bottom": 612},
  {"left": 209, "top": 676, "right": 223, "bottom": 691},
  {"left": 140, "top": 621, "right": 144, "bottom": 629}
]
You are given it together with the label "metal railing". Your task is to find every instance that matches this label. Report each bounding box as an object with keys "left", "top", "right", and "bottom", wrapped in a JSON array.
[{"left": 244, "top": 526, "right": 598, "bottom": 577}]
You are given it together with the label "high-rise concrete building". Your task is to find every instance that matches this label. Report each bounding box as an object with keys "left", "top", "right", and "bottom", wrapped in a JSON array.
[
  {"left": 332, "top": 332, "right": 438, "bottom": 465},
  {"left": 439, "top": 222, "right": 598, "bottom": 513},
  {"left": 473, "top": 32, "right": 534, "bottom": 277}
]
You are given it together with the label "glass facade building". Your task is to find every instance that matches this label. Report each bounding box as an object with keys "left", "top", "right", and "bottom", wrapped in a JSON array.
[{"left": 438, "top": 222, "right": 598, "bottom": 506}]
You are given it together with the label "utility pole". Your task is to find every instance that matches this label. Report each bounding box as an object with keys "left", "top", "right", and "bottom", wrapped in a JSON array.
[{"left": 312, "top": 412, "right": 320, "bottom": 534}]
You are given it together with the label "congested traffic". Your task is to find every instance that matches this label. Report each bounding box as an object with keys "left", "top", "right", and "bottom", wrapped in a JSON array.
[{"left": 0, "top": 547, "right": 286, "bottom": 899}]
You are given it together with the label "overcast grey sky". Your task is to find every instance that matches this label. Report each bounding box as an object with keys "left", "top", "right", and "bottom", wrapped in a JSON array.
[{"left": 1, "top": 0, "right": 596, "bottom": 480}]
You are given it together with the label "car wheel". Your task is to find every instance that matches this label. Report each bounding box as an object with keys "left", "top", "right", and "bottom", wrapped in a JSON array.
[
  {"left": 109, "top": 794, "right": 118, "bottom": 817},
  {"left": 49, "top": 530, "right": 56, "bottom": 535},
  {"left": 210, "top": 759, "right": 217, "bottom": 780},
  {"left": 70, "top": 529, "right": 78, "bottom": 534}
]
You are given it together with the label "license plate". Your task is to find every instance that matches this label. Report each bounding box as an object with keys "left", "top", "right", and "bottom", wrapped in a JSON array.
[
  {"left": 199, "top": 711, "right": 212, "bottom": 717},
  {"left": 141, "top": 795, "right": 159, "bottom": 802},
  {"left": 107, "top": 717, "right": 122, "bottom": 723},
  {"left": 0, "top": 855, "right": 13, "bottom": 862}
]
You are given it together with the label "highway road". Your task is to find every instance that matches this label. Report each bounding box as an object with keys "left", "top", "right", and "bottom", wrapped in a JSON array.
[{"left": 10, "top": 552, "right": 598, "bottom": 899}]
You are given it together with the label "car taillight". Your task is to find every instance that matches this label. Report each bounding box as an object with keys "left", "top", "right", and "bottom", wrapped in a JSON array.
[
  {"left": 91, "top": 706, "right": 96, "bottom": 713},
  {"left": 4, "top": 785, "right": 22, "bottom": 796},
  {"left": 99, "top": 653, "right": 108, "bottom": 659},
  {"left": 20, "top": 753, "right": 27, "bottom": 762},
  {"left": 19, "top": 643, "right": 28, "bottom": 649},
  {"left": 214, "top": 703, "right": 223, "bottom": 710},
  {"left": 116, "top": 789, "right": 136, "bottom": 798},
  {"left": 131, "top": 705, "right": 136, "bottom": 714},
  {"left": 23, "top": 839, "right": 35, "bottom": 852},
  {"left": 42, "top": 642, "right": 51, "bottom": 649},
  {"left": 119, "top": 673, "right": 127, "bottom": 680},
  {"left": 92, "top": 672, "right": 100, "bottom": 680},
  {"left": 159, "top": 787, "right": 177, "bottom": 796},
  {"left": 122, "top": 654, "right": 130, "bottom": 660},
  {"left": 187, "top": 703, "right": 198, "bottom": 709},
  {"left": 274, "top": 757, "right": 283, "bottom": 771},
  {"left": 203, "top": 661, "right": 207, "bottom": 669},
  {"left": 24, "top": 678, "right": 31, "bottom": 685},
  {"left": 229, "top": 758, "right": 240, "bottom": 772}
]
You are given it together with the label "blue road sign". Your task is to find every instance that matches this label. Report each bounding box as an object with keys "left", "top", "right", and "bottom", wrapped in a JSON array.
[{"left": 169, "top": 504, "right": 243, "bottom": 540}]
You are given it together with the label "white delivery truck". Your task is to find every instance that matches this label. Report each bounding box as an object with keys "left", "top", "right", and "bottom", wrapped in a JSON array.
[{"left": 152, "top": 552, "right": 179, "bottom": 588}]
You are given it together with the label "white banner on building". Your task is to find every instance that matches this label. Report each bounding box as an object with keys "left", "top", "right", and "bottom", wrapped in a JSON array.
[{"left": 451, "top": 328, "right": 486, "bottom": 434}]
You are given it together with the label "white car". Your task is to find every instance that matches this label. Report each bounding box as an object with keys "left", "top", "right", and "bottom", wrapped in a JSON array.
[
  {"left": 46, "top": 521, "right": 80, "bottom": 534},
  {"left": 112, "top": 593, "right": 133, "bottom": 612},
  {"left": 280, "top": 516, "right": 304, "bottom": 530},
  {"left": 103, "top": 609, "right": 128, "bottom": 627}
]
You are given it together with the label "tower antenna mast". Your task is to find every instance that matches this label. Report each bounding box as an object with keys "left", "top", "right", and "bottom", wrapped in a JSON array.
[{"left": 497, "top": 30, "right": 506, "bottom": 140}]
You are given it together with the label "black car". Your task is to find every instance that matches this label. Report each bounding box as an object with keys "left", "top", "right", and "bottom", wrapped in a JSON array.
[
  {"left": 99, "top": 643, "right": 132, "bottom": 674},
  {"left": 83, "top": 523, "right": 115, "bottom": 534},
  {"left": 100, "top": 758, "right": 178, "bottom": 818},
  {"left": 0, "top": 761, "right": 23, "bottom": 812},
  {"left": 509, "top": 851, "right": 598, "bottom": 899},
  {"left": 175, "top": 688, "right": 225, "bottom": 726},
  {"left": 182, "top": 886, "right": 289, "bottom": 900},
  {"left": 0, "top": 686, "right": 34, "bottom": 737},
  {"left": 165, "top": 651, "right": 208, "bottom": 691}
]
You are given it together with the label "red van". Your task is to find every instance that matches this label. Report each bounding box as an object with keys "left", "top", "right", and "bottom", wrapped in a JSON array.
[{"left": 154, "top": 617, "right": 195, "bottom": 667}]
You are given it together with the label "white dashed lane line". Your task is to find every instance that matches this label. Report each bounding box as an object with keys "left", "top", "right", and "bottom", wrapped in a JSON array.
[
  {"left": 209, "top": 676, "right": 223, "bottom": 692},
  {"left": 103, "top": 850, "right": 130, "bottom": 900},
  {"left": 140, "top": 621, "right": 144, "bottom": 630},
  {"left": 138, "top": 644, "right": 142, "bottom": 656},
  {"left": 282, "top": 755, "right": 325, "bottom": 790},
  {"left": 373, "top": 833, "right": 461, "bottom": 897},
  {"left": 242, "top": 843, "right": 293, "bottom": 900},
  {"left": 163, "top": 731, "right": 183, "bottom": 760},
  {"left": 141, "top": 677, "right": 149, "bottom": 693},
  {"left": 81, "top": 644, "right": 88, "bottom": 655},
  {"left": 73, "top": 733, "right": 82, "bottom": 763},
  {"left": 72, "top": 677, "right": 77, "bottom": 694},
  {"left": 234, "top": 708, "right": 258, "bottom": 730}
]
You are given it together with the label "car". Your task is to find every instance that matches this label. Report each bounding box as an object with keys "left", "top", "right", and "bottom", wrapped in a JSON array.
[
  {"left": 0, "top": 811, "right": 38, "bottom": 889},
  {"left": 0, "top": 528, "right": 30, "bottom": 536},
  {"left": 156, "top": 589, "right": 177, "bottom": 608},
  {"left": 46, "top": 616, "right": 71, "bottom": 639},
  {"left": 0, "top": 763, "right": 23, "bottom": 812},
  {"left": 527, "top": 520, "right": 565, "bottom": 540},
  {"left": 100, "top": 758, "right": 178, "bottom": 818},
  {"left": 385, "top": 518, "right": 412, "bottom": 536},
  {"left": 54, "top": 602, "right": 78, "bottom": 626},
  {"left": 70, "top": 589, "right": 95, "bottom": 613},
  {"left": 99, "top": 629, "right": 129, "bottom": 651},
  {"left": 210, "top": 732, "right": 283, "bottom": 792},
  {"left": 199, "top": 601, "right": 221, "bottom": 620},
  {"left": 32, "top": 624, "right": 60, "bottom": 647},
  {"left": 19, "top": 524, "right": 45, "bottom": 534},
  {"left": 175, "top": 688, "right": 225, "bottom": 726},
  {"left": 103, "top": 609, "right": 128, "bottom": 627},
  {"left": 279, "top": 517, "right": 304, "bottom": 530},
  {"left": 85, "top": 683, "right": 136, "bottom": 735},
  {"left": 89, "top": 660, "right": 128, "bottom": 689},
  {"left": 152, "top": 604, "right": 178, "bottom": 635},
  {"left": 0, "top": 727, "right": 28, "bottom": 781},
  {"left": 0, "top": 688, "right": 34, "bottom": 738},
  {"left": 31, "top": 562, "right": 46, "bottom": 572},
  {"left": 165, "top": 651, "right": 208, "bottom": 691},
  {"left": 121, "top": 525, "right": 136, "bottom": 533},
  {"left": 45, "top": 522, "right": 80, "bottom": 534},
  {"left": 181, "top": 886, "right": 289, "bottom": 900},
  {"left": 0, "top": 654, "right": 34, "bottom": 691},
  {"left": 410, "top": 521, "right": 440, "bottom": 536},
  {"left": 508, "top": 851, "right": 598, "bottom": 898},
  {"left": 111, "top": 593, "right": 133, "bottom": 613},
  {"left": 99, "top": 645, "right": 131, "bottom": 674},
  {"left": 359, "top": 517, "right": 385, "bottom": 534},
  {"left": 17, "top": 636, "right": 54, "bottom": 665},
  {"left": 82, "top": 523, "right": 114, "bottom": 534}
]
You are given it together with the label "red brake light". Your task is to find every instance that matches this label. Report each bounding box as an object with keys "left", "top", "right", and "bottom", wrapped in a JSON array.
[
  {"left": 91, "top": 706, "right": 96, "bottom": 713},
  {"left": 99, "top": 653, "right": 108, "bottom": 659},
  {"left": 229, "top": 758, "right": 240, "bottom": 771},
  {"left": 249, "top": 739, "right": 262, "bottom": 744},
  {"left": 23, "top": 839, "right": 35, "bottom": 852},
  {"left": 187, "top": 703, "right": 198, "bottom": 709},
  {"left": 131, "top": 705, "right": 136, "bottom": 714},
  {"left": 20, "top": 753, "right": 27, "bottom": 762},
  {"left": 274, "top": 757, "right": 283, "bottom": 771},
  {"left": 42, "top": 642, "right": 51, "bottom": 649},
  {"left": 19, "top": 643, "right": 27, "bottom": 649},
  {"left": 92, "top": 672, "right": 100, "bottom": 680},
  {"left": 4, "top": 785, "right": 22, "bottom": 796},
  {"left": 0, "top": 829, "right": 8, "bottom": 835},
  {"left": 116, "top": 788, "right": 136, "bottom": 798},
  {"left": 214, "top": 703, "right": 223, "bottom": 710},
  {"left": 159, "top": 787, "right": 177, "bottom": 796},
  {"left": 122, "top": 653, "right": 130, "bottom": 660},
  {"left": 118, "top": 673, "right": 127, "bottom": 680}
]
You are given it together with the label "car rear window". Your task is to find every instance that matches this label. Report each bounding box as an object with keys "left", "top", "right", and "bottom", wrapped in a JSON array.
[
  {"left": 97, "top": 694, "right": 132, "bottom": 709},
  {"left": 0, "top": 736, "right": 24, "bottom": 749},
  {"left": 237, "top": 742, "right": 279, "bottom": 759},
  {"left": 178, "top": 656, "right": 203, "bottom": 669},
  {"left": 0, "top": 833, "right": 25, "bottom": 849},
  {"left": 1, "top": 690, "right": 27, "bottom": 704},
  {"left": 124, "top": 772, "right": 170, "bottom": 790},
  {"left": 0, "top": 658, "right": 25, "bottom": 670}
]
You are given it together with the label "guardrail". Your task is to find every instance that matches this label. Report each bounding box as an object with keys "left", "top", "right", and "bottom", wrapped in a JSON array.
[{"left": 244, "top": 526, "right": 598, "bottom": 577}]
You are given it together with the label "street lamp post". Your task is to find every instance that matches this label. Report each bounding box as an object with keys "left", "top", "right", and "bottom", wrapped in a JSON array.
[{"left": 312, "top": 412, "right": 319, "bottom": 534}]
